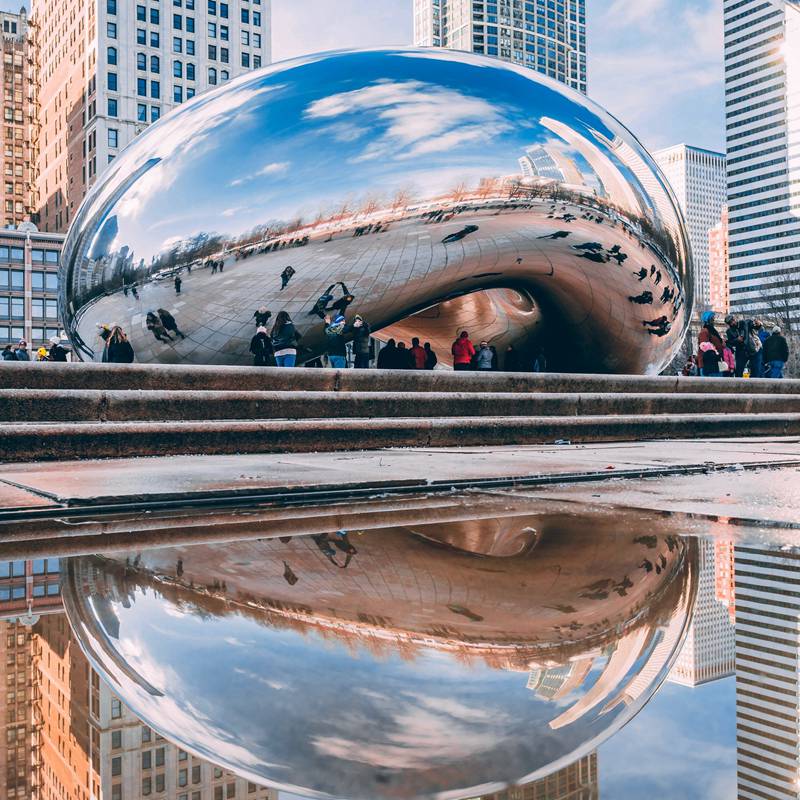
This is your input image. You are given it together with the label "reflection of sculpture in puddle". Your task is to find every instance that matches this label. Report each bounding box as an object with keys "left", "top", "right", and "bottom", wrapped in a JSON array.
[{"left": 62, "top": 519, "right": 697, "bottom": 800}]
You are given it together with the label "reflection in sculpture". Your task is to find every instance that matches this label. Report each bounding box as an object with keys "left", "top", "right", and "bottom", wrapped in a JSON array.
[
  {"left": 63, "top": 519, "right": 698, "bottom": 799},
  {"left": 60, "top": 49, "right": 692, "bottom": 373}
]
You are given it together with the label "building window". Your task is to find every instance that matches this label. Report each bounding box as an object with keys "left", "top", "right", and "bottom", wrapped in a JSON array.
[
  {"left": 208, "top": 67, "right": 217, "bottom": 85},
  {"left": 173, "top": 36, "right": 183, "bottom": 52},
  {"left": 107, "top": 46, "right": 117, "bottom": 64},
  {"left": 241, "top": 52, "right": 249, "bottom": 68},
  {"left": 151, "top": 55, "right": 160, "bottom": 73},
  {"left": 178, "top": 769, "right": 188, "bottom": 787},
  {"left": 186, "top": 63, "right": 195, "bottom": 80},
  {"left": 173, "top": 13, "right": 182, "bottom": 29},
  {"left": 173, "top": 60, "right": 183, "bottom": 77},
  {"left": 150, "top": 31, "right": 160, "bottom": 47},
  {"left": 111, "top": 730, "right": 122, "bottom": 749},
  {"left": 241, "top": 8, "right": 248, "bottom": 23},
  {"left": 137, "top": 77, "right": 147, "bottom": 96},
  {"left": 186, "top": 39, "right": 195, "bottom": 55},
  {"left": 107, "top": 21, "right": 117, "bottom": 38},
  {"left": 111, "top": 697, "right": 122, "bottom": 718},
  {"left": 155, "top": 775, "right": 165, "bottom": 793},
  {"left": 108, "top": 98, "right": 118, "bottom": 117},
  {"left": 253, "top": 55, "right": 260, "bottom": 68},
  {"left": 142, "top": 777, "right": 152, "bottom": 797},
  {"left": 240, "top": 29, "right": 249, "bottom": 45},
  {"left": 174, "top": 86, "right": 183, "bottom": 102},
  {"left": 108, "top": 72, "right": 118, "bottom": 91},
  {"left": 208, "top": 44, "right": 217, "bottom": 59},
  {"left": 253, "top": 10, "right": 260, "bottom": 25},
  {"left": 151, "top": 80, "right": 160, "bottom": 99},
  {"left": 111, "top": 756, "right": 122, "bottom": 776},
  {"left": 219, "top": 2, "right": 227, "bottom": 16},
  {"left": 208, "top": 21, "right": 216, "bottom": 37},
  {"left": 187, "top": 87, "right": 195, "bottom": 98},
  {"left": 141, "top": 726, "right": 152, "bottom": 743},
  {"left": 253, "top": 32, "right": 260, "bottom": 47},
  {"left": 112, "top": 785, "right": 122, "bottom": 800},
  {"left": 142, "top": 750, "right": 152, "bottom": 769},
  {"left": 221, "top": 69, "right": 229, "bottom": 81},
  {"left": 220, "top": 47, "right": 228, "bottom": 63},
  {"left": 220, "top": 24, "right": 228, "bottom": 40},
  {"left": 107, "top": 0, "right": 117, "bottom": 12},
  {"left": 137, "top": 28, "right": 146, "bottom": 43},
  {"left": 186, "top": 16, "right": 195, "bottom": 31},
  {"left": 150, "top": 8, "right": 159, "bottom": 23},
  {"left": 136, "top": 4, "right": 145, "bottom": 20},
  {"left": 151, "top": 106, "right": 161, "bottom": 122},
  {"left": 208, "top": 0, "right": 216, "bottom": 12},
  {"left": 108, "top": 128, "right": 119, "bottom": 148},
  {"left": 186, "top": 0, "right": 194, "bottom": 8},
  {"left": 137, "top": 52, "right": 146, "bottom": 70},
  {"left": 192, "top": 765, "right": 201, "bottom": 783}
]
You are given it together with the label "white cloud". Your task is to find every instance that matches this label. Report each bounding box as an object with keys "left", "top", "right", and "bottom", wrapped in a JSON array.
[
  {"left": 230, "top": 161, "right": 290, "bottom": 186},
  {"left": 305, "top": 79, "right": 512, "bottom": 162}
]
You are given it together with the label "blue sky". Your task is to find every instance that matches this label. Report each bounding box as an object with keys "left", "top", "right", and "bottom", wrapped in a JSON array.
[{"left": 5, "top": 0, "right": 725, "bottom": 154}]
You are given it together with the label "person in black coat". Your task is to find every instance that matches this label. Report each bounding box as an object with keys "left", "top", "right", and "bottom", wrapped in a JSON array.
[
  {"left": 377, "top": 339, "right": 397, "bottom": 369},
  {"left": 763, "top": 327, "right": 790, "bottom": 378},
  {"left": 424, "top": 342, "right": 438, "bottom": 370},
  {"left": 504, "top": 344, "right": 521, "bottom": 372},
  {"left": 158, "top": 308, "right": 186, "bottom": 339},
  {"left": 249, "top": 326, "right": 274, "bottom": 366},
  {"left": 106, "top": 327, "right": 135, "bottom": 363}
]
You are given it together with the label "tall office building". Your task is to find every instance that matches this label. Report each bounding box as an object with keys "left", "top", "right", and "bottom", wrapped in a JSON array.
[
  {"left": 1, "top": 8, "right": 35, "bottom": 229},
  {"left": 667, "top": 539, "right": 735, "bottom": 687},
  {"left": 724, "top": 0, "right": 800, "bottom": 326},
  {"left": 31, "top": 0, "right": 272, "bottom": 232},
  {"left": 734, "top": 546, "right": 800, "bottom": 800},
  {"left": 653, "top": 145, "right": 726, "bottom": 309},
  {"left": 708, "top": 208, "right": 730, "bottom": 314},
  {"left": 412, "top": 0, "right": 587, "bottom": 94}
]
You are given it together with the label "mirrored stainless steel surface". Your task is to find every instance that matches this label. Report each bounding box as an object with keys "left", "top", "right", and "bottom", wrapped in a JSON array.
[
  {"left": 63, "top": 523, "right": 697, "bottom": 799},
  {"left": 60, "top": 49, "right": 692, "bottom": 373}
]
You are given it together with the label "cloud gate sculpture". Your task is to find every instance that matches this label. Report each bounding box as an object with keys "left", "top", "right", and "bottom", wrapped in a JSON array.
[
  {"left": 60, "top": 48, "right": 692, "bottom": 373},
  {"left": 63, "top": 522, "right": 697, "bottom": 799}
]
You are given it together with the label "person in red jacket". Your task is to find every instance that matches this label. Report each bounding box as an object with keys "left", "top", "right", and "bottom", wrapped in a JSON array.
[
  {"left": 451, "top": 331, "right": 476, "bottom": 371},
  {"left": 410, "top": 337, "right": 426, "bottom": 369}
]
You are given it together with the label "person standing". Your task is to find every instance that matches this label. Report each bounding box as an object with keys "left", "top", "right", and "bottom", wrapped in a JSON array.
[
  {"left": 249, "top": 326, "right": 274, "bottom": 366},
  {"left": 48, "top": 336, "right": 69, "bottom": 362},
  {"left": 106, "top": 327, "right": 135, "bottom": 363},
  {"left": 532, "top": 346, "right": 547, "bottom": 373},
  {"left": 271, "top": 311, "right": 299, "bottom": 367},
  {"left": 475, "top": 341, "right": 494, "bottom": 370},
  {"left": 424, "top": 342, "right": 438, "bottom": 370},
  {"left": 763, "top": 326, "right": 789, "bottom": 378},
  {"left": 174, "top": 274, "right": 182, "bottom": 294},
  {"left": 724, "top": 314, "right": 748, "bottom": 377},
  {"left": 280, "top": 266, "right": 295, "bottom": 290},
  {"left": 253, "top": 307, "right": 271, "bottom": 328},
  {"left": 451, "top": 331, "right": 475, "bottom": 371},
  {"left": 504, "top": 344, "right": 521, "bottom": 372},
  {"left": 348, "top": 314, "right": 371, "bottom": 369},
  {"left": 697, "top": 311, "right": 725, "bottom": 377},
  {"left": 157, "top": 308, "right": 186, "bottom": 339},
  {"left": 410, "top": 337, "right": 426, "bottom": 370},
  {"left": 13, "top": 340, "right": 30, "bottom": 361},
  {"left": 746, "top": 322, "right": 764, "bottom": 378},
  {"left": 1, "top": 344, "right": 15, "bottom": 361},
  {"left": 395, "top": 342, "right": 415, "bottom": 369},
  {"left": 146, "top": 312, "right": 174, "bottom": 343},
  {"left": 324, "top": 313, "right": 348, "bottom": 369},
  {"left": 377, "top": 339, "right": 397, "bottom": 369}
]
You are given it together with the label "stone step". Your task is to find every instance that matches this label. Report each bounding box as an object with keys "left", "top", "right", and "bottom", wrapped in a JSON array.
[
  {"left": 2, "top": 389, "right": 800, "bottom": 423},
  {"left": 2, "top": 362, "right": 798, "bottom": 395},
  {"left": 2, "top": 414, "right": 799, "bottom": 462}
]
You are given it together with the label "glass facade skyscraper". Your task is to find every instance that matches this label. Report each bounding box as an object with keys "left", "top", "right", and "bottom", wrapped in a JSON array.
[
  {"left": 724, "top": 0, "right": 800, "bottom": 327},
  {"left": 413, "top": 0, "right": 587, "bottom": 94}
]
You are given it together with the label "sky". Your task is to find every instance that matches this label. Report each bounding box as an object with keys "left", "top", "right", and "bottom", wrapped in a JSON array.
[
  {"left": 2, "top": 0, "right": 726, "bottom": 153},
  {"left": 270, "top": 0, "right": 726, "bottom": 154}
]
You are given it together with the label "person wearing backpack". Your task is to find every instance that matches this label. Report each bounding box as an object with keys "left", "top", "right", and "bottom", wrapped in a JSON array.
[
  {"left": 249, "top": 326, "right": 274, "bottom": 366},
  {"left": 697, "top": 311, "right": 725, "bottom": 377},
  {"left": 271, "top": 311, "right": 299, "bottom": 367}
]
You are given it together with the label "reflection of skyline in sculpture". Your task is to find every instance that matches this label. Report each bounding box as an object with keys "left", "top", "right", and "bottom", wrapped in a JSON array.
[
  {"left": 62, "top": 521, "right": 697, "bottom": 800},
  {"left": 60, "top": 49, "right": 692, "bottom": 374},
  {"left": 734, "top": 545, "right": 800, "bottom": 800},
  {"left": 667, "top": 539, "right": 735, "bottom": 688}
]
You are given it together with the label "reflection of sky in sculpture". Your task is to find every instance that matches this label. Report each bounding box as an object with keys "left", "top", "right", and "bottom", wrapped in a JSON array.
[
  {"left": 64, "top": 527, "right": 697, "bottom": 800},
  {"left": 62, "top": 48, "right": 691, "bottom": 373},
  {"left": 82, "top": 49, "right": 668, "bottom": 271}
]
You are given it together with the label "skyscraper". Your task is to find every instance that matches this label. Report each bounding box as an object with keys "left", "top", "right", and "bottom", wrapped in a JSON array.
[
  {"left": 667, "top": 539, "right": 735, "bottom": 688},
  {"left": 653, "top": 144, "right": 726, "bottom": 310},
  {"left": 708, "top": 208, "right": 730, "bottom": 314},
  {"left": 734, "top": 546, "right": 800, "bottom": 800},
  {"left": 0, "top": 8, "right": 35, "bottom": 229},
  {"left": 724, "top": 0, "right": 800, "bottom": 327},
  {"left": 30, "top": 0, "right": 272, "bottom": 232},
  {"left": 412, "top": 0, "right": 587, "bottom": 94}
]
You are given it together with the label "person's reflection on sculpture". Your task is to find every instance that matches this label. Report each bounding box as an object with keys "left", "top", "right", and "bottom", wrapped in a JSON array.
[
  {"left": 280, "top": 265, "right": 295, "bottom": 291},
  {"left": 146, "top": 312, "right": 174, "bottom": 343},
  {"left": 157, "top": 308, "right": 186, "bottom": 340}
]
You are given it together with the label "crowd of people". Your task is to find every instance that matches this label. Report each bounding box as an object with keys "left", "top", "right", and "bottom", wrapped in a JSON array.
[
  {"left": 689, "top": 311, "right": 790, "bottom": 378},
  {"left": 2, "top": 336, "right": 70, "bottom": 363}
]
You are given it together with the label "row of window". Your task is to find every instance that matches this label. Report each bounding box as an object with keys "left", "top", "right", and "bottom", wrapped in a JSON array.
[
  {"left": 0, "top": 559, "right": 59, "bottom": 578},
  {"left": 0, "top": 270, "right": 59, "bottom": 290},
  {"left": 0, "top": 584, "right": 60, "bottom": 601},
  {"left": 1, "top": 326, "right": 60, "bottom": 343},
  {"left": 0, "top": 297, "right": 58, "bottom": 319}
]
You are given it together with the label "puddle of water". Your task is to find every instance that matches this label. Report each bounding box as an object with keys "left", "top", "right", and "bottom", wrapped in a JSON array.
[{"left": 0, "top": 494, "right": 792, "bottom": 799}]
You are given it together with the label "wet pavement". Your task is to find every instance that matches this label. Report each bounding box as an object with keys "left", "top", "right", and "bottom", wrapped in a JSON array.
[{"left": 0, "top": 487, "right": 797, "bottom": 799}]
